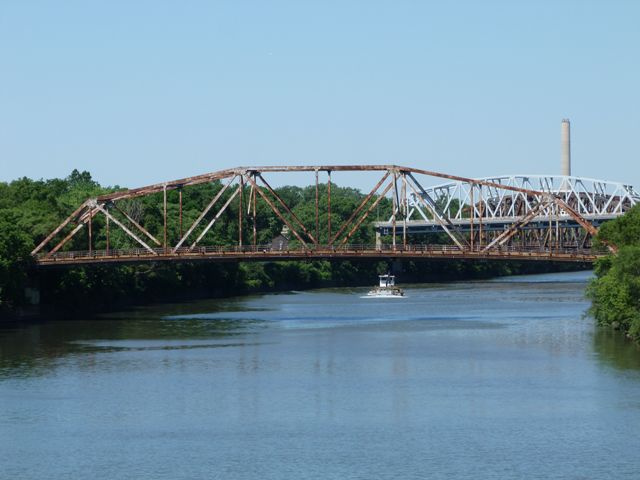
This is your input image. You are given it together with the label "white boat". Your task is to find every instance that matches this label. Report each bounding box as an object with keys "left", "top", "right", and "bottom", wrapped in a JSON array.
[{"left": 365, "top": 274, "right": 405, "bottom": 298}]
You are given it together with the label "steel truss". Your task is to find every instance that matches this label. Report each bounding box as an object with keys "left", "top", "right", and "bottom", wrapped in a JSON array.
[{"left": 32, "top": 166, "right": 617, "bottom": 266}]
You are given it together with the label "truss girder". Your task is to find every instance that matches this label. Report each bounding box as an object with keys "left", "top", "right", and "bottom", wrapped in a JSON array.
[{"left": 31, "top": 165, "right": 630, "bottom": 264}]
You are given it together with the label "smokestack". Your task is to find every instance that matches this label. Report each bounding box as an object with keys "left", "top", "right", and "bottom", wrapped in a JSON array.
[{"left": 561, "top": 119, "right": 571, "bottom": 176}]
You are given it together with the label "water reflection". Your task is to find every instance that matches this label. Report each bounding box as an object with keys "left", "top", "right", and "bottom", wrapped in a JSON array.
[
  {"left": 3, "top": 271, "right": 640, "bottom": 480},
  {"left": 0, "top": 311, "right": 263, "bottom": 378},
  {"left": 593, "top": 328, "right": 640, "bottom": 371}
]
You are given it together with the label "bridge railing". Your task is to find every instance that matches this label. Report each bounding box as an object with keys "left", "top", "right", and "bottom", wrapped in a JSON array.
[{"left": 35, "top": 243, "right": 606, "bottom": 263}]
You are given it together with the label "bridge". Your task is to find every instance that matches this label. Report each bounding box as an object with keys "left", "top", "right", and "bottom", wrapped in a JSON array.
[{"left": 32, "top": 165, "right": 638, "bottom": 266}]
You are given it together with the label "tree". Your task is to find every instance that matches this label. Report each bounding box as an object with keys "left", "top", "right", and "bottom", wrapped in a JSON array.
[
  {"left": 587, "top": 205, "right": 640, "bottom": 341},
  {"left": 0, "top": 212, "right": 34, "bottom": 309}
]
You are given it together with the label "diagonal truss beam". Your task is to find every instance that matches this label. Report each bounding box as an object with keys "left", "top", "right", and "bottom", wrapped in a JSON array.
[
  {"left": 189, "top": 185, "right": 241, "bottom": 251},
  {"left": 45, "top": 206, "right": 100, "bottom": 256},
  {"left": 95, "top": 204, "right": 157, "bottom": 254},
  {"left": 330, "top": 170, "right": 391, "bottom": 245},
  {"left": 406, "top": 173, "right": 468, "bottom": 249},
  {"left": 31, "top": 201, "right": 90, "bottom": 255},
  {"left": 482, "top": 199, "right": 551, "bottom": 251},
  {"left": 112, "top": 203, "right": 161, "bottom": 246},
  {"left": 245, "top": 175, "right": 309, "bottom": 248},
  {"left": 257, "top": 173, "right": 317, "bottom": 244},
  {"left": 173, "top": 175, "right": 237, "bottom": 252},
  {"left": 33, "top": 165, "right": 611, "bottom": 260},
  {"left": 341, "top": 180, "right": 394, "bottom": 246}
]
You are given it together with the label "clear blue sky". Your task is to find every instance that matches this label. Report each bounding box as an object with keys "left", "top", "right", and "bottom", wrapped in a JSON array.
[{"left": 1, "top": 0, "right": 639, "bottom": 191}]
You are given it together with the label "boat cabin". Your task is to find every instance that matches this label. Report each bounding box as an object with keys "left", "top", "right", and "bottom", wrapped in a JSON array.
[{"left": 379, "top": 274, "right": 395, "bottom": 288}]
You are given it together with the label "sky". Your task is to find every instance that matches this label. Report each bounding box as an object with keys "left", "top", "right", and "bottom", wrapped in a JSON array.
[{"left": 1, "top": 0, "right": 639, "bottom": 191}]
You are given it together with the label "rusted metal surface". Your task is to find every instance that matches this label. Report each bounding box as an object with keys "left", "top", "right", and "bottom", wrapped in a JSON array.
[
  {"left": 327, "top": 170, "right": 332, "bottom": 242},
  {"left": 250, "top": 175, "right": 257, "bottom": 247},
  {"left": 96, "top": 204, "right": 157, "bottom": 254},
  {"left": 341, "top": 182, "right": 394, "bottom": 245},
  {"left": 391, "top": 172, "right": 397, "bottom": 249},
  {"left": 35, "top": 243, "right": 602, "bottom": 267},
  {"left": 469, "top": 185, "right": 474, "bottom": 250},
  {"left": 245, "top": 175, "right": 309, "bottom": 248},
  {"left": 163, "top": 186, "right": 167, "bottom": 252},
  {"left": 31, "top": 201, "right": 89, "bottom": 255},
  {"left": 32, "top": 163, "right": 617, "bottom": 267},
  {"left": 112, "top": 204, "right": 161, "bottom": 246},
  {"left": 329, "top": 171, "right": 390, "bottom": 245},
  {"left": 402, "top": 173, "right": 407, "bottom": 249},
  {"left": 482, "top": 201, "right": 550, "bottom": 251},
  {"left": 88, "top": 210, "right": 93, "bottom": 254},
  {"left": 49, "top": 223, "right": 85, "bottom": 256},
  {"left": 257, "top": 173, "right": 317, "bottom": 244},
  {"left": 179, "top": 189, "right": 183, "bottom": 239},
  {"left": 315, "top": 170, "right": 319, "bottom": 242},
  {"left": 406, "top": 177, "right": 466, "bottom": 249},
  {"left": 238, "top": 176, "right": 244, "bottom": 246},
  {"left": 173, "top": 175, "right": 237, "bottom": 252},
  {"left": 190, "top": 186, "right": 240, "bottom": 251}
]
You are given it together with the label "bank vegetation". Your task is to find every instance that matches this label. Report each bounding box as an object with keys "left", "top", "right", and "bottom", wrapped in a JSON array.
[
  {"left": 587, "top": 205, "right": 640, "bottom": 342},
  {"left": 1, "top": 170, "right": 578, "bottom": 318}
]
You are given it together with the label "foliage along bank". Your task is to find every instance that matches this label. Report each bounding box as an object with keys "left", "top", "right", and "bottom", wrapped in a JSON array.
[
  {"left": 1, "top": 170, "right": 582, "bottom": 318},
  {"left": 587, "top": 204, "right": 640, "bottom": 341}
]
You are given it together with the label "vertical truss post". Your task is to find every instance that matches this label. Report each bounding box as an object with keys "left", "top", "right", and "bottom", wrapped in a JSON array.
[
  {"left": 257, "top": 174, "right": 317, "bottom": 244},
  {"left": 315, "top": 169, "right": 319, "bottom": 244},
  {"left": 238, "top": 175, "right": 244, "bottom": 247},
  {"left": 179, "top": 189, "right": 183, "bottom": 239},
  {"left": 163, "top": 185, "right": 168, "bottom": 253},
  {"left": 96, "top": 204, "right": 157, "bottom": 254},
  {"left": 49, "top": 222, "right": 85, "bottom": 255},
  {"left": 173, "top": 175, "right": 237, "bottom": 252},
  {"left": 392, "top": 172, "right": 397, "bottom": 250},
  {"left": 245, "top": 175, "right": 309, "bottom": 248},
  {"left": 548, "top": 207, "right": 553, "bottom": 254},
  {"left": 402, "top": 172, "right": 407, "bottom": 249},
  {"left": 479, "top": 186, "right": 483, "bottom": 248},
  {"left": 106, "top": 213, "right": 110, "bottom": 254},
  {"left": 470, "top": 184, "right": 474, "bottom": 250},
  {"left": 251, "top": 174, "right": 257, "bottom": 248},
  {"left": 112, "top": 204, "right": 161, "bottom": 246},
  {"left": 88, "top": 210, "right": 93, "bottom": 254},
  {"left": 327, "top": 170, "right": 332, "bottom": 244}
]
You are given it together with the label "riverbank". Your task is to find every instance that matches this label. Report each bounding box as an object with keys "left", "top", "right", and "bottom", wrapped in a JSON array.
[
  {"left": 2, "top": 259, "right": 590, "bottom": 323},
  {"left": 586, "top": 204, "right": 640, "bottom": 343}
]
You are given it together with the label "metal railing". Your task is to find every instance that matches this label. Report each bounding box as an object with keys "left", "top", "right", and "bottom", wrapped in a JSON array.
[{"left": 35, "top": 243, "right": 606, "bottom": 264}]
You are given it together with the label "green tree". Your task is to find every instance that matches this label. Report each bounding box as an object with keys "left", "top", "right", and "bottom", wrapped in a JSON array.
[{"left": 587, "top": 205, "right": 640, "bottom": 341}]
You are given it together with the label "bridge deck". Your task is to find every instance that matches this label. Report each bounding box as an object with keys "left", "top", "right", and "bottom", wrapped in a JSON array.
[{"left": 35, "top": 244, "right": 601, "bottom": 266}]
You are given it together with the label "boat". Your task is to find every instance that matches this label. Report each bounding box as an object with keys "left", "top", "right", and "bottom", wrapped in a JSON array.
[{"left": 365, "top": 274, "right": 405, "bottom": 298}]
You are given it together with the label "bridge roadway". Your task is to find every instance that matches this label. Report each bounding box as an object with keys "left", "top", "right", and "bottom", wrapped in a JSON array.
[{"left": 35, "top": 244, "right": 601, "bottom": 266}]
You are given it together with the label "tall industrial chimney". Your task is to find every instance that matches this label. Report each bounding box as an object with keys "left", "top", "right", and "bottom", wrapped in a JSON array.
[{"left": 561, "top": 119, "right": 571, "bottom": 176}]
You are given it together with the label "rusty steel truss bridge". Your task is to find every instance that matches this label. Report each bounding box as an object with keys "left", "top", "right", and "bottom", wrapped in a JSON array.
[{"left": 32, "top": 165, "right": 639, "bottom": 266}]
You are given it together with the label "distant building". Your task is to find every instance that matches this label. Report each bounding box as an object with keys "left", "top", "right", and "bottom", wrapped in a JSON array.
[
  {"left": 270, "top": 225, "right": 290, "bottom": 251},
  {"left": 270, "top": 234, "right": 289, "bottom": 251}
]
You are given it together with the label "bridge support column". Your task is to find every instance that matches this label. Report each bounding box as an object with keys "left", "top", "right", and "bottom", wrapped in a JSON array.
[{"left": 376, "top": 230, "right": 382, "bottom": 250}]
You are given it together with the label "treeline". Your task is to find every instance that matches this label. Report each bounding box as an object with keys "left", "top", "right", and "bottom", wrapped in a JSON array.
[
  {"left": 1, "top": 170, "right": 576, "bottom": 317},
  {"left": 587, "top": 205, "right": 640, "bottom": 342}
]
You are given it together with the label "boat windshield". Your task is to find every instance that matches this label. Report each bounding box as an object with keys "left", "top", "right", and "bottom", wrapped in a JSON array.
[{"left": 379, "top": 275, "right": 395, "bottom": 287}]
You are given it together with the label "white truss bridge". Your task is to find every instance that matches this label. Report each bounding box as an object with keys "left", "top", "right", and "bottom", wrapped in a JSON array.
[{"left": 376, "top": 174, "right": 640, "bottom": 235}]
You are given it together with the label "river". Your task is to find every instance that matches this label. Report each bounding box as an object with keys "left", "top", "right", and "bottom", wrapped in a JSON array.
[{"left": 2, "top": 270, "right": 640, "bottom": 479}]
